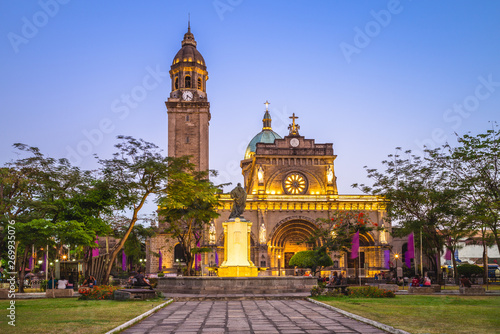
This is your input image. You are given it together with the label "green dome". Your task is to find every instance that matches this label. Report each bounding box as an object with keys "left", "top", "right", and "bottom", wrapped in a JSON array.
[{"left": 244, "top": 129, "right": 282, "bottom": 159}]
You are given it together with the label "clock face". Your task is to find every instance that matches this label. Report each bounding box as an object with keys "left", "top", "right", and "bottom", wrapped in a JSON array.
[
  {"left": 182, "top": 91, "right": 193, "bottom": 101},
  {"left": 290, "top": 138, "right": 299, "bottom": 147},
  {"left": 283, "top": 172, "right": 308, "bottom": 195}
]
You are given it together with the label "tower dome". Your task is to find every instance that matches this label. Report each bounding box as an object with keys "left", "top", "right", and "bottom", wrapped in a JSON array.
[
  {"left": 172, "top": 25, "right": 206, "bottom": 66},
  {"left": 169, "top": 23, "right": 208, "bottom": 99},
  {"left": 244, "top": 102, "right": 282, "bottom": 160}
]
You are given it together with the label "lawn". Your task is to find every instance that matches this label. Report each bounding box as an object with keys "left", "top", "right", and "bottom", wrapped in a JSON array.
[
  {"left": 0, "top": 298, "right": 166, "bottom": 334},
  {"left": 313, "top": 294, "right": 500, "bottom": 334}
]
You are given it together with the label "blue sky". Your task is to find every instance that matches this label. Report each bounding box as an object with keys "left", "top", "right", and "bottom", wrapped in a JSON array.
[{"left": 1, "top": 1, "right": 500, "bottom": 208}]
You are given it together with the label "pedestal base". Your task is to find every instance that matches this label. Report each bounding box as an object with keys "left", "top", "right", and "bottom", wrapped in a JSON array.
[{"left": 218, "top": 266, "right": 259, "bottom": 277}]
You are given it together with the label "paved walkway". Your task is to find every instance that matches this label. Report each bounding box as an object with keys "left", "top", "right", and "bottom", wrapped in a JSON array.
[{"left": 121, "top": 299, "right": 387, "bottom": 334}]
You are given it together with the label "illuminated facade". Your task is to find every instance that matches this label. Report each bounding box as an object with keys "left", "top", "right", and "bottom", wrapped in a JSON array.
[
  {"left": 210, "top": 106, "right": 391, "bottom": 277},
  {"left": 147, "top": 28, "right": 391, "bottom": 277}
]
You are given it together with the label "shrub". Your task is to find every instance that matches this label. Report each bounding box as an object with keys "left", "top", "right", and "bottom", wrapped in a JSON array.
[
  {"left": 347, "top": 286, "right": 395, "bottom": 298},
  {"left": 310, "top": 285, "right": 324, "bottom": 297},
  {"left": 457, "top": 263, "right": 483, "bottom": 278},
  {"left": 40, "top": 280, "right": 47, "bottom": 292},
  {"left": 78, "top": 285, "right": 118, "bottom": 300}
]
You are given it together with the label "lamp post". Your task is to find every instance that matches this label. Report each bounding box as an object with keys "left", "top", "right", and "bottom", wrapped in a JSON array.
[
  {"left": 394, "top": 253, "right": 400, "bottom": 282},
  {"left": 278, "top": 255, "right": 281, "bottom": 276}
]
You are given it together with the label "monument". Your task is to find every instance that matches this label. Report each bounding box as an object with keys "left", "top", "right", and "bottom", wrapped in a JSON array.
[{"left": 217, "top": 183, "right": 259, "bottom": 277}]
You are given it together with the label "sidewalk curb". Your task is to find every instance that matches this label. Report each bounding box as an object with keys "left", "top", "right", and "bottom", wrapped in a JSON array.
[
  {"left": 104, "top": 299, "right": 173, "bottom": 334},
  {"left": 307, "top": 298, "right": 411, "bottom": 334}
]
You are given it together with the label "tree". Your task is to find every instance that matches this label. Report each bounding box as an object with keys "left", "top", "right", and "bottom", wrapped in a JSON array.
[
  {"left": 289, "top": 247, "right": 333, "bottom": 276},
  {"left": 158, "top": 157, "right": 221, "bottom": 276},
  {"left": 1, "top": 144, "right": 111, "bottom": 292},
  {"left": 354, "top": 148, "right": 470, "bottom": 283},
  {"left": 312, "top": 210, "right": 377, "bottom": 278},
  {"left": 447, "top": 125, "right": 500, "bottom": 255},
  {"left": 457, "top": 263, "right": 483, "bottom": 278},
  {"left": 98, "top": 136, "right": 170, "bottom": 284}
]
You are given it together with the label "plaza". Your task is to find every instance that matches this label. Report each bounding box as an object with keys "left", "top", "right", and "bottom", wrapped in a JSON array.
[{"left": 121, "top": 299, "right": 388, "bottom": 334}]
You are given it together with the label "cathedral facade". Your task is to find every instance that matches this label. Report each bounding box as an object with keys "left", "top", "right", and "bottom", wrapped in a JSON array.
[{"left": 146, "top": 28, "right": 391, "bottom": 278}]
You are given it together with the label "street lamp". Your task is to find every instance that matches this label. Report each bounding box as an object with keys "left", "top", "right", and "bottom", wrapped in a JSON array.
[
  {"left": 394, "top": 253, "right": 400, "bottom": 281},
  {"left": 278, "top": 255, "right": 281, "bottom": 276}
]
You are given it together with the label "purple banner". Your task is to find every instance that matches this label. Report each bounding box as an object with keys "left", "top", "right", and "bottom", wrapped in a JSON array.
[
  {"left": 28, "top": 256, "right": 33, "bottom": 270},
  {"left": 215, "top": 250, "right": 219, "bottom": 266},
  {"left": 122, "top": 251, "right": 127, "bottom": 271},
  {"left": 408, "top": 232, "right": 415, "bottom": 259},
  {"left": 384, "top": 250, "right": 390, "bottom": 269},
  {"left": 92, "top": 235, "right": 99, "bottom": 257},
  {"left": 445, "top": 248, "right": 452, "bottom": 261},
  {"left": 405, "top": 251, "right": 411, "bottom": 268},
  {"left": 158, "top": 250, "right": 163, "bottom": 272},
  {"left": 350, "top": 231, "right": 359, "bottom": 259}
]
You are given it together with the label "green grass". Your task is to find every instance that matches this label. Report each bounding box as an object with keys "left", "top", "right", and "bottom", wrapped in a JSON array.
[
  {"left": 0, "top": 298, "right": 166, "bottom": 334},
  {"left": 313, "top": 295, "right": 500, "bottom": 334}
]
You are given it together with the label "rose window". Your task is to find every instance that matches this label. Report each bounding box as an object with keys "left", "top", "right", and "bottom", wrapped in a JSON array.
[{"left": 283, "top": 173, "right": 308, "bottom": 195}]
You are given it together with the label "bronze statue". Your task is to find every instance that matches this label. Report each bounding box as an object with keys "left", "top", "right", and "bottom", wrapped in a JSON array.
[{"left": 229, "top": 183, "right": 247, "bottom": 219}]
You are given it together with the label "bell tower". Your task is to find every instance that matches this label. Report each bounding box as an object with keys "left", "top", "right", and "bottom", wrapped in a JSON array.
[{"left": 166, "top": 24, "right": 210, "bottom": 171}]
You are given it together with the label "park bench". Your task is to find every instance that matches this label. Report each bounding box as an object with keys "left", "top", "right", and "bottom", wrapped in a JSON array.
[
  {"left": 459, "top": 286, "right": 485, "bottom": 295},
  {"left": 376, "top": 284, "right": 399, "bottom": 292},
  {"left": 325, "top": 284, "right": 349, "bottom": 295},
  {"left": 114, "top": 288, "right": 156, "bottom": 301},
  {"left": 46, "top": 288, "right": 74, "bottom": 298},
  {"left": 408, "top": 286, "right": 435, "bottom": 294}
]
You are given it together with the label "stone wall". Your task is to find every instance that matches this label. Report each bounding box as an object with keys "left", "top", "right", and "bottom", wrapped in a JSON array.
[{"left": 157, "top": 276, "right": 316, "bottom": 294}]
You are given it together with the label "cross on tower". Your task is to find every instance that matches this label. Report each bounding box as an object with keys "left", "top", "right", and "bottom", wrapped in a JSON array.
[
  {"left": 288, "top": 113, "right": 300, "bottom": 135},
  {"left": 264, "top": 100, "right": 270, "bottom": 111}
]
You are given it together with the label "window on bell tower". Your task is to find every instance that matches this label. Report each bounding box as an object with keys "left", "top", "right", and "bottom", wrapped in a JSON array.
[
  {"left": 174, "top": 77, "right": 179, "bottom": 90},
  {"left": 185, "top": 75, "right": 191, "bottom": 88},
  {"left": 197, "top": 78, "right": 202, "bottom": 90}
]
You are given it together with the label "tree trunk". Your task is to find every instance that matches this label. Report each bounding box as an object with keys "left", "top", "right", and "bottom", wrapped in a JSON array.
[
  {"left": 483, "top": 242, "right": 488, "bottom": 283},
  {"left": 102, "top": 194, "right": 148, "bottom": 285},
  {"left": 435, "top": 250, "right": 443, "bottom": 285},
  {"left": 451, "top": 249, "right": 459, "bottom": 285},
  {"left": 18, "top": 246, "right": 30, "bottom": 293}
]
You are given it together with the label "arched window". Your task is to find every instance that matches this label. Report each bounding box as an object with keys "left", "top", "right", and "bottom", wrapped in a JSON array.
[
  {"left": 174, "top": 77, "right": 179, "bottom": 89},
  {"left": 186, "top": 136, "right": 190, "bottom": 144},
  {"left": 186, "top": 115, "right": 190, "bottom": 121},
  {"left": 174, "top": 244, "right": 186, "bottom": 263},
  {"left": 185, "top": 75, "right": 191, "bottom": 88},
  {"left": 197, "top": 77, "right": 202, "bottom": 90}
]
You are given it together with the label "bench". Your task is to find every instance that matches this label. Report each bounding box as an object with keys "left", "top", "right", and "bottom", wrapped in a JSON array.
[
  {"left": 114, "top": 289, "right": 156, "bottom": 301},
  {"left": 46, "top": 289, "right": 74, "bottom": 298},
  {"left": 408, "top": 286, "right": 435, "bottom": 294},
  {"left": 325, "top": 284, "right": 349, "bottom": 295},
  {"left": 459, "top": 286, "right": 486, "bottom": 295},
  {"left": 376, "top": 284, "right": 399, "bottom": 293}
]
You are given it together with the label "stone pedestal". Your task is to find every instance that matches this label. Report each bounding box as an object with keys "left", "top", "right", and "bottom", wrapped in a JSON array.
[{"left": 218, "top": 217, "right": 259, "bottom": 277}]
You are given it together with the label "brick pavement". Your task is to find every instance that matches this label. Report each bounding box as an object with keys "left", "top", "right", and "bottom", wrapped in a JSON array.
[{"left": 121, "top": 299, "right": 387, "bottom": 334}]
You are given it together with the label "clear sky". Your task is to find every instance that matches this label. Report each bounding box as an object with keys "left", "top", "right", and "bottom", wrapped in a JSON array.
[{"left": 1, "top": 1, "right": 500, "bottom": 206}]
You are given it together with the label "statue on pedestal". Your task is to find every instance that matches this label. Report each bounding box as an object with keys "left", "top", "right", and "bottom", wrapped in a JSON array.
[{"left": 229, "top": 183, "right": 247, "bottom": 219}]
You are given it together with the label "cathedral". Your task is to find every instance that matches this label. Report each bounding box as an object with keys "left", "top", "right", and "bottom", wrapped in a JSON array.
[{"left": 146, "top": 27, "right": 391, "bottom": 278}]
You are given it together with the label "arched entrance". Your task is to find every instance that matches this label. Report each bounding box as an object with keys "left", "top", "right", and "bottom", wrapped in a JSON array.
[{"left": 269, "top": 218, "right": 321, "bottom": 270}]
